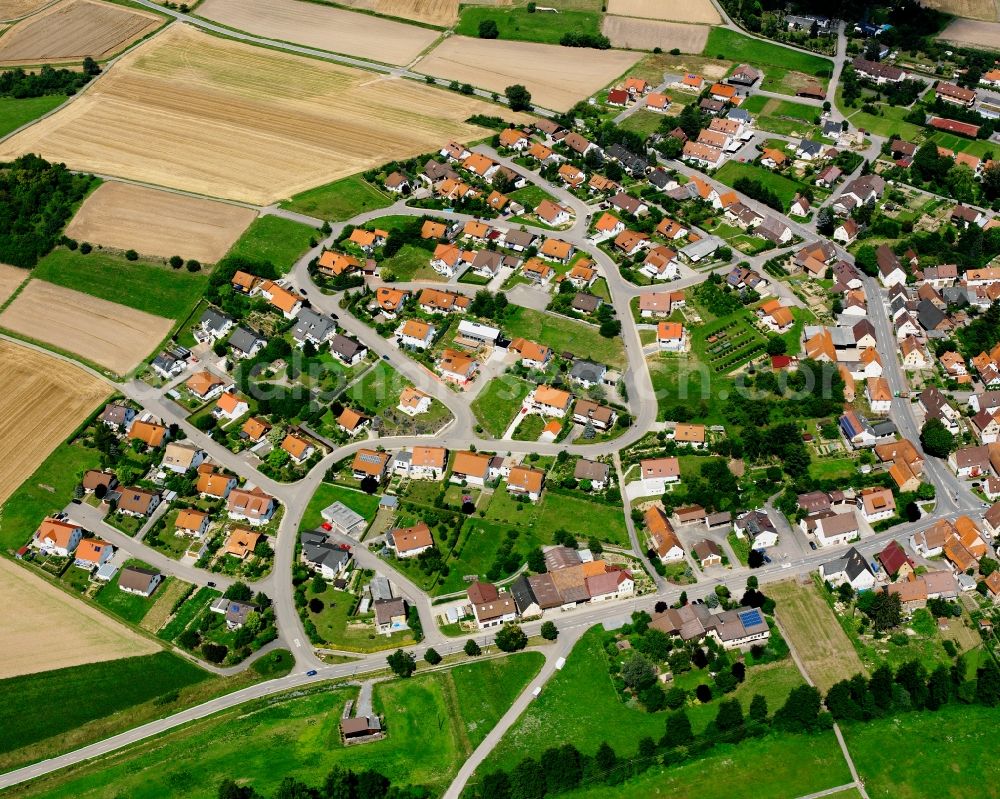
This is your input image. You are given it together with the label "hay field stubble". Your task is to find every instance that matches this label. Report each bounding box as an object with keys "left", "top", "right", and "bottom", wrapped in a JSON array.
[{"left": 0, "top": 24, "right": 516, "bottom": 204}]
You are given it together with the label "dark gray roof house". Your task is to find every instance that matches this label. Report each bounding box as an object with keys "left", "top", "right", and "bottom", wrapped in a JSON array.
[
  {"left": 293, "top": 308, "right": 337, "bottom": 345},
  {"left": 917, "top": 300, "right": 949, "bottom": 332},
  {"left": 648, "top": 168, "right": 674, "bottom": 190},
  {"left": 199, "top": 308, "right": 233, "bottom": 337},
  {"left": 301, "top": 530, "right": 351, "bottom": 575},
  {"left": 797, "top": 139, "right": 824, "bottom": 158},
  {"left": 225, "top": 601, "right": 258, "bottom": 629},
  {"left": 571, "top": 293, "right": 602, "bottom": 313},
  {"left": 509, "top": 574, "right": 539, "bottom": 615},
  {"left": 228, "top": 326, "right": 265, "bottom": 357},
  {"left": 574, "top": 458, "right": 610, "bottom": 483},
  {"left": 329, "top": 334, "right": 367, "bottom": 364},
  {"left": 570, "top": 359, "right": 607, "bottom": 386}
]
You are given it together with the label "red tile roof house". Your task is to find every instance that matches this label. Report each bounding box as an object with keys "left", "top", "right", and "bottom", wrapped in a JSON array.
[
  {"left": 31, "top": 518, "right": 83, "bottom": 557},
  {"left": 639, "top": 457, "right": 681, "bottom": 494},
  {"left": 226, "top": 487, "right": 277, "bottom": 525}
]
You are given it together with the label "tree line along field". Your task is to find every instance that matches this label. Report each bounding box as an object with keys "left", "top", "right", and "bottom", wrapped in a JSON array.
[
  {"left": 196, "top": 0, "right": 440, "bottom": 66},
  {"left": 6, "top": 654, "right": 544, "bottom": 799},
  {"left": 0, "top": 0, "right": 162, "bottom": 65},
  {"left": 0, "top": 23, "right": 520, "bottom": 205}
]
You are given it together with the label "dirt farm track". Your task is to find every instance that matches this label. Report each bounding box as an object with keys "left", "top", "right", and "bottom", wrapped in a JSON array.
[
  {"left": 0, "top": 339, "right": 109, "bottom": 509},
  {"left": 65, "top": 182, "right": 257, "bottom": 264},
  {"left": 0, "top": 280, "right": 174, "bottom": 374},
  {"left": 0, "top": 0, "right": 162, "bottom": 65},
  {"left": 0, "top": 558, "right": 158, "bottom": 680},
  {"left": 196, "top": 0, "right": 440, "bottom": 67},
  {"left": 0, "top": 24, "right": 514, "bottom": 204}
]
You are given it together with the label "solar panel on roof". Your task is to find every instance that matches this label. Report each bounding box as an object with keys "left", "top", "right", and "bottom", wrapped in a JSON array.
[{"left": 738, "top": 609, "right": 763, "bottom": 628}]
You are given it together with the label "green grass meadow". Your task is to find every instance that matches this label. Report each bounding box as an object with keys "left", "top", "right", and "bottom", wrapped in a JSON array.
[
  {"left": 225, "top": 215, "right": 316, "bottom": 272},
  {"left": 714, "top": 161, "right": 806, "bottom": 211},
  {"left": 0, "top": 442, "right": 102, "bottom": 551},
  {"left": 471, "top": 375, "right": 533, "bottom": 437},
  {"left": 504, "top": 306, "right": 625, "bottom": 368},
  {"left": 32, "top": 249, "right": 209, "bottom": 320},
  {"left": 302, "top": 482, "right": 383, "bottom": 530},
  {"left": 0, "top": 653, "right": 208, "bottom": 755},
  {"left": 281, "top": 174, "right": 394, "bottom": 221},
  {"left": 704, "top": 28, "right": 832, "bottom": 77},
  {"left": 11, "top": 654, "right": 543, "bottom": 799},
  {"left": 0, "top": 95, "right": 66, "bottom": 138},
  {"left": 455, "top": 6, "right": 602, "bottom": 44}
]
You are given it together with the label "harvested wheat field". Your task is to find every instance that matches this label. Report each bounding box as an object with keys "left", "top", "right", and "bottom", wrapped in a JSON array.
[
  {"left": 0, "top": 24, "right": 516, "bottom": 204},
  {"left": 0, "top": 339, "right": 109, "bottom": 506},
  {"left": 602, "top": 15, "right": 708, "bottom": 52},
  {"left": 0, "top": 280, "right": 173, "bottom": 373},
  {"left": 197, "top": 0, "right": 439, "bottom": 66},
  {"left": 337, "top": 0, "right": 458, "bottom": 27},
  {"left": 926, "top": 0, "right": 997, "bottom": 20},
  {"left": 0, "top": 0, "right": 161, "bottom": 65},
  {"left": 65, "top": 182, "right": 256, "bottom": 263},
  {"left": 0, "top": 262, "right": 28, "bottom": 305},
  {"left": 0, "top": 0, "right": 52, "bottom": 21},
  {"left": 415, "top": 35, "right": 641, "bottom": 111},
  {"left": 607, "top": 0, "right": 720, "bottom": 24},
  {"left": 0, "top": 559, "right": 157, "bottom": 679},
  {"left": 939, "top": 17, "right": 1000, "bottom": 47}
]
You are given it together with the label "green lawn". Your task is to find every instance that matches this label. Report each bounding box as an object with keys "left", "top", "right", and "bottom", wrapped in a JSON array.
[
  {"left": 649, "top": 353, "right": 735, "bottom": 425},
  {"left": 379, "top": 243, "right": 436, "bottom": 281},
  {"left": 281, "top": 174, "right": 394, "bottom": 221},
  {"left": 13, "top": 654, "right": 542, "bottom": 799},
  {"left": 809, "top": 456, "right": 857, "bottom": 481},
  {"left": 455, "top": 6, "right": 602, "bottom": 44},
  {"left": 714, "top": 161, "right": 806, "bottom": 212},
  {"left": 485, "top": 487, "right": 630, "bottom": 548},
  {"left": 482, "top": 626, "right": 819, "bottom": 776},
  {"left": 32, "top": 249, "right": 209, "bottom": 320},
  {"left": 224, "top": 215, "right": 316, "bottom": 272},
  {"left": 509, "top": 183, "right": 556, "bottom": 208},
  {"left": 618, "top": 110, "right": 665, "bottom": 138},
  {"left": 512, "top": 412, "right": 547, "bottom": 441},
  {"left": 704, "top": 28, "right": 832, "bottom": 77},
  {"left": 927, "top": 132, "right": 997, "bottom": 159},
  {"left": 0, "top": 441, "right": 102, "bottom": 552},
  {"left": 844, "top": 705, "right": 1000, "bottom": 799},
  {"left": 835, "top": 87, "right": 923, "bottom": 140},
  {"left": 0, "top": 653, "right": 208, "bottom": 755},
  {"left": 307, "top": 584, "right": 414, "bottom": 651},
  {"left": 504, "top": 306, "right": 625, "bottom": 368},
  {"left": 345, "top": 362, "right": 410, "bottom": 415},
  {"left": 0, "top": 95, "right": 65, "bottom": 138},
  {"left": 536, "top": 731, "right": 850, "bottom": 799},
  {"left": 471, "top": 375, "right": 533, "bottom": 437},
  {"left": 742, "top": 95, "right": 818, "bottom": 121},
  {"left": 302, "top": 483, "right": 382, "bottom": 530},
  {"left": 431, "top": 517, "right": 538, "bottom": 595},
  {"left": 94, "top": 572, "right": 166, "bottom": 624}
]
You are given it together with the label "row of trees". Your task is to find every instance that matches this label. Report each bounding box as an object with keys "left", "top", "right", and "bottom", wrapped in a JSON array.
[
  {"left": 0, "top": 59, "right": 100, "bottom": 98},
  {"left": 217, "top": 765, "right": 426, "bottom": 799}
]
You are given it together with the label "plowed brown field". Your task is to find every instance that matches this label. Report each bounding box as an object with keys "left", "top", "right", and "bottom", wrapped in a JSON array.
[
  {"left": 0, "top": 280, "right": 173, "bottom": 374},
  {"left": 0, "top": 24, "right": 515, "bottom": 204},
  {"left": 602, "top": 15, "right": 709, "bottom": 52},
  {"left": 607, "top": 0, "right": 721, "bottom": 24},
  {"left": 0, "top": 263, "right": 28, "bottom": 305},
  {"left": 0, "top": 0, "right": 161, "bottom": 65},
  {"left": 65, "top": 182, "right": 256, "bottom": 263},
  {"left": 337, "top": 0, "right": 458, "bottom": 27},
  {"left": 0, "top": 339, "right": 109, "bottom": 507},
  {"left": 197, "top": 0, "right": 439, "bottom": 66},
  {"left": 0, "top": 559, "right": 157, "bottom": 679},
  {"left": 0, "top": 0, "right": 52, "bottom": 21}
]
